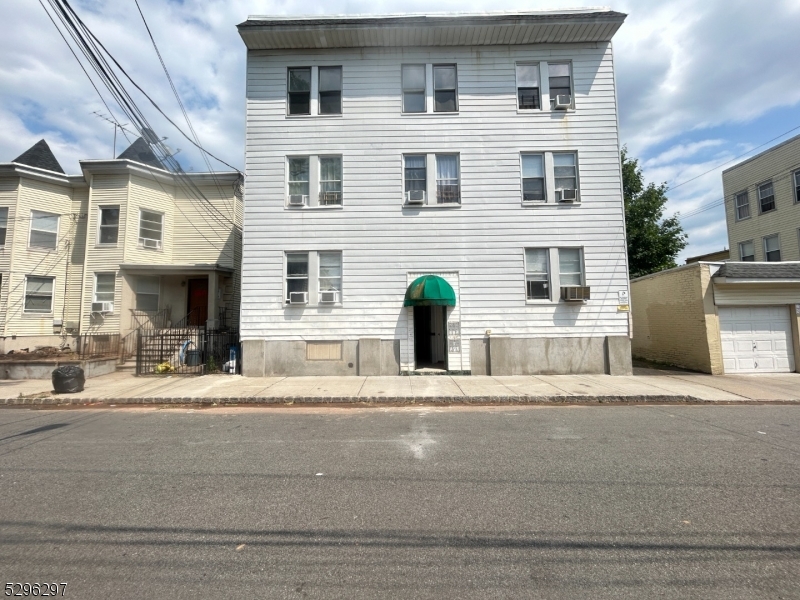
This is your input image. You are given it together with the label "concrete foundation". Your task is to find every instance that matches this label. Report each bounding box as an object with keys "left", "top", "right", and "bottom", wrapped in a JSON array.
[
  {"left": 358, "top": 339, "right": 381, "bottom": 376},
  {"left": 380, "top": 340, "right": 401, "bottom": 376},
  {"left": 0, "top": 357, "right": 117, "bottom": 380},
  {"left": 606, "top": 336, "right": 633, "bottom": 376}
]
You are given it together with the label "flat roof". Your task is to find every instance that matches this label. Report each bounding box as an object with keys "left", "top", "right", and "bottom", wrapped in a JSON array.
[
  {"left": 238, "top": 10, "right": 627, "bottom": 50},
  {"left": 722, "top": 131, "right": 800, "bottom": 175}
]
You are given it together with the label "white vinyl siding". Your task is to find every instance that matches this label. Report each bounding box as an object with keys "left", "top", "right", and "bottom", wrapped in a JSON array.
[
  {"left": 29, "top": 210, "right": 59, "bottom": 250},
  {"left": 24, "top": 276, "right": 54, "bottom": 313}
]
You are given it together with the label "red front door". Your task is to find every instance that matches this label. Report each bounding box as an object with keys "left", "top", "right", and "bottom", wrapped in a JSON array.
[{"left": 187, "top": 278, "right": 209, "bottom": 327}]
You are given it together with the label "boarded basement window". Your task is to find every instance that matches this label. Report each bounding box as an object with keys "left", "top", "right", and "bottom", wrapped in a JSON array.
[{"left": 307, "top": 341, "right": 343, "bottom": 361}]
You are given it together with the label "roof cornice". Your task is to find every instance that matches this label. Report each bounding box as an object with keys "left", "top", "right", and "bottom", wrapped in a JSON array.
[
  {"left": 79, "top": 159, "right": 240, "bottom": 185},
  {"left": 0, "top": 163, "right": 86, "bottom": 188}
]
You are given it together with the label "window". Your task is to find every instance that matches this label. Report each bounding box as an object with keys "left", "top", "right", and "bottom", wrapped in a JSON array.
[
  {"left": 735, "top": 192, "right": 750, "bottom": 221},
  {"left": 0, "top": 207, "right": 7, "bottom": 246},
  {"left": 286, "top": 252, "right": 309, "bottom": 302},
  {"left": 318, "top": 252, "right": 342, "bottom": 302},
  {"left": 554, "top": 153, "right": 578, "bottom": 198},
  {"left": 758, "top": 182, "right": 776, "bottom": 213},
  {"left": 764, "top": 235, "right": 781, "bottom": 262},
  {"left": 794, "top": 171, "right": 800, "bottom": 203},
  {"left": 402, "top": 65, "right": 426, "bottom": 113},
  {"left": 433, "top": 65, "right": 458, "bottom": 112},
  {"left": 319, "top": 157, "right": 342, "bottom": 205},
  {"left": 404, "top": 155, "right": 426, "bottom": 196},
  {"left": 287, "top": 68, "right": 311, "bottom": 115},
  {"left": 318, "top": 67, "right": 342, "bottom": 115},
  {"left": 435, "top": 155, "right": 460, "bottom": 204},
  {"left": 29, "top": 210, "right": 59, "bottom": 250},
  {"left": 24, "top": 276, "right": 54, "bottom": 313},
  {"left": 739, "top": 240, "right": 755, "bottom": 262},
  {"left": 94, "top": 273, "right": 115, "bottom": 304},
  {"left": 98, "top": 206, "right": 119, "bottom": 244},
  {"left": 549, "top": 63, "right": 572, "bottom": 108},
  {"left": 559, "top": 248, "right": 584, "bottom": 286},
  {"left": 516, "top": 64, "right": 540, "bottom": 110},
  {"left": 138, "top": 210, "right": 163, "bottom": 249},
  {"left": 525, "top": 248, "right": 550, "bottom": 300},
  {"left": 521, "top": 154, "right": 545, "bottom": 202},
  {"left": 135, "top": 277, "right": 159, "bottom": 311}
]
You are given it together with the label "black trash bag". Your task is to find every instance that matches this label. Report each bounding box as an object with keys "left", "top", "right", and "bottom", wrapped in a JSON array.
[{"left": 52, "top": 365, "right": 85, "bottom": 394}]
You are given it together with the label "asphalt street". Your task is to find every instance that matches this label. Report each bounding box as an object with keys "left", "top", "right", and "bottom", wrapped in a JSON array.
[{"left": 0, "top": 404, "right": 798, "bottom": 599}]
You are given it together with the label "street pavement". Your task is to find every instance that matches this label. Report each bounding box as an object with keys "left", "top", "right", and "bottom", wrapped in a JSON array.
[
  {"left": 2, "top": 368, "right": 800, "bottom": 405},
  {"left": 0, "top": 404, "right": 798, "bottom": 598}
]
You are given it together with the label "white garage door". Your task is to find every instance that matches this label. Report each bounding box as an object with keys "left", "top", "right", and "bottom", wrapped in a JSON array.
[{"left": 719, "top": 306, "right": 795, "bottom": 373}]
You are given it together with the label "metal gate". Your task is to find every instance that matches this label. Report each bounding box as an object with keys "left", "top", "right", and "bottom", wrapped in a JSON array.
[{"left": 136, "top": 329, "right": 239, "bottom": 375}]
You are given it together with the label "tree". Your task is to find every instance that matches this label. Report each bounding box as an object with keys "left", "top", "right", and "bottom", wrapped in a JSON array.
[{"left": 622, "top": 146, "right": 688, "bottom": 279}]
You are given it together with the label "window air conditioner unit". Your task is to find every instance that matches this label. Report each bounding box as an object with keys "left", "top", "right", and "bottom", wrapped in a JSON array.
[
  {"left": 561, "top": 286, "right": 590, "bottom": 302},
  {"left": 556, "top": 188, "right": 578, "bottom": 203},
  {"left": 91, "top": 301, "right": 114, "bottom": 313},
  {"left": 140, "top": 237, "right": 161, "bottom": 249},
  {"left": 319, "top": 290, "right": 339, "bottom": 303},
  {"left": 288, "top": 291, "right": 308, "bottom": 305},
  {"left": 405, "top": 190, "right": 425, "bottom": 204},
  {"left": 289, "top": 194, "right": 308, "bottom": 206},
  {"left": 554, "top": 94, "right": 572, "bottom": 109}
]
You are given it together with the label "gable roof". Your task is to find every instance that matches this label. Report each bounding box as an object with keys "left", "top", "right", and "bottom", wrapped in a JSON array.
[
  {"left": 117, "top": 137, "right": 163, "bottom": 169},
  {"left": 12, "top": 139, "right": 65, "bottom": 174},
  {"left": 714, "top": 262, "right": 800, "bottom": 280}
]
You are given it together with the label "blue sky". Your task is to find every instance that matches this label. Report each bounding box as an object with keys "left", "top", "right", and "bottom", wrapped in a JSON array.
[{"left": 2, "top": 0, "right": 800, "bottom": 262}]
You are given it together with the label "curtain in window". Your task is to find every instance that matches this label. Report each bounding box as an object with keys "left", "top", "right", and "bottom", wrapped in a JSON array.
[{"left": 436, "top": 155, "right": 458, "bottom": 181}]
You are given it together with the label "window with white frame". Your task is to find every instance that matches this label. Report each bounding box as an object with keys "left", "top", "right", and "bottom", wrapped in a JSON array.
[
  {"left": 24, "top": 275, "right": 54, "bottom": 313},
  {"left": 521, "top": 154, "right": 545, "bottom": 202},
  {"left": 98, "top": 206, "right": 119, "bottom": 245},
  {"left": 319, "top": 157, "right": 342, "bottom": 205},
  {"left": 558, "top": 248, "right": 584, "bottom": 286},
  {"left": 402, "top": 65, "right": 426, "bottom": 113},
  {"left": 29, "top": 210, "right": 59, "bottom": 250},
  {"left": 739, "top": 240, "right": 755, "bottom": 262},
  {"left": 318, "top": 67, "right": 342, "bottom": 115},
  {"left": 436, "top": 154, "right": 460, "bottom": 204},
  {"left": 758, "top": 182, "right": 776, "bottom": 213},
  {"left": 794, "top": 171, "right": 800, "bottom": 203},
  {"left": 0, "top": 207, "right": 7, "bottom": 246},
  {"left": 318, "top": 252, "right": 342, "bottom": 302},
  {"left": 286, "top": 252, "right": 309, "bottom": 302},
  {"left": 525, "top": 248, "right": 550, "bottom": 300},
  {"left": 735, "top": 191, "right": 750, "bottom": 220},
  {"left": 94, "top": 273, "right": 115, "bottom": 307},
  {"left": 404, "top": 155, "right": 426, "bottom": 201},
  {"left": 764, "top": 234, "right": 781, "bottom": 262},
  {"left": 138, "top": 210, "right": 163, "bottom": 249},
  {"left": 287, "top": 67, "right": 311, "bottom": 115},
  {"left": 288, "top": 157, "right": 310, "bottom": 204},
  {"left": 135, "top": 276, "right": 159, "bottom": 312},
  {"left": 553, "top": 153, "right": 578, "bottom": 200},
  {"left": 516, "top": 64, "right": 540, "bottom": 110},
  {"left": 548, "top": 63, "right": 573, "bottom": 108},
  {"left": 433, "top": 65, "right": 458, "bottom": 112}
]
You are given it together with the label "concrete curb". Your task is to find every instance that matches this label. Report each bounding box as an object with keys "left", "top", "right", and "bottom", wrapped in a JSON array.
[{"left": 3, "top": 394, "right": 799, "bottom": 406}]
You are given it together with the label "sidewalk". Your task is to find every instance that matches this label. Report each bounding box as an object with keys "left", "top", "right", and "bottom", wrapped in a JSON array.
[{"left": 1, "top": 367, "right": 799, "bottom": 406}]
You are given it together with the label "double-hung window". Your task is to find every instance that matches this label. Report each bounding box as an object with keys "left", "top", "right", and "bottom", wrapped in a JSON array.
[
  {"left": 548, "top": 63, "right": 573, "bottom": 108},
  {"left": 29, "top": 210, "right": 59, "bottom": 250},
  {"left": 758, "top": 182, "right": 776, "bottom": 213},
  {"left": 402, "top": 65, "right": 426, "bottom": 113},
  {"left": 404, "top": 155, "right": 427, "bottom": 201},
  {"left": 138, "top": 210, "right": 163, "bottom": 249},
  {"left": 286, "top": 252, "right": 309, "bottom": 302},
  {"left": 0, "top": 207, "right": 7, "bottom": 246},
  {"left": 135, "top": 276, "right": 159, "bottom": 311},
  {"left": 525, "top": 249, "right": 550, "bottom": 300},
  {"left": 516, "top": 64, "right": 541, "bottom": 110},
  {"left": 521, "top": 154, "right": 545, "bottom": 202},
  {"left": 794, "top": 171, "right": 800, "bottom": 203},
  {"left": 288, "top": 157, "right": 310, "bottom": 204},
  {"left": 318, "top": 252, "right": 342, "bottom": 303},
  {"left": 739, "top": 240, "right": 755, "bottom": 262},
  {"left": 98, "top": 206, "right": 119, "bottom": 244},
  {"left": 735, "top": 192, "right": 750, "bottom": 220},
  {"left": 287, "top": 68, "right": 311, "bottom": 115},
  {"left": 435, "top": 154, "right": 460, "bottom": 204},
  {"left": 764, "top": 235, "right": 781, "bottom": 262},
  {"left": 24, "top": 275, "right": 54, "bottom": 313},
  {"left": 319, "top": 157, "right": 342, "bottom": 205},
  {"left": 318, "top": 67, "right": 342, "bottom": 115},
  {"left": 554, "top": 153, "right": 578, "bottom": 200},
  {"left": 433, "top": 65, "right": 458, "bottom": 112},
  {"left": 559, "top": 248, "right": 584, "bottom": 286},
  {"left": 94, "top": 273, "right": 115, "bottom": 309}
]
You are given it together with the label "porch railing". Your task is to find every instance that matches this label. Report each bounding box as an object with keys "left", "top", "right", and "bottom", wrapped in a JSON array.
[
  {"left": 77, "top": 333, "right": 121, "bottom": 359},
  {"left": 130, "top": 308, "right": 171, "bottom": 331}
]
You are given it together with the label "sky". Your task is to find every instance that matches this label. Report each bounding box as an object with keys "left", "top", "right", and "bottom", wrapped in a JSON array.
[{"left": 2, "top": 0, "right": 800, "bottom": 262}]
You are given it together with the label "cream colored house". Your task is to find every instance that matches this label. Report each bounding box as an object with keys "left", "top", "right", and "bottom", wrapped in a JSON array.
[
  {"left": 724, "top": 133, "right": 800, "bottom": 262},
  {"left": 631, "top": 261, "right": 800, "bottom": 374},
  {"left": 0, "top": 139, "right": 242, "bottom": 354}
]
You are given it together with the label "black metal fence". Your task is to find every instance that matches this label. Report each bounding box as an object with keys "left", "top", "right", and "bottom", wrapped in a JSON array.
[
  {"left": 135, "top": 329, "right": 239, "bottom": 376},
  {"left": 77, "top": 333, "right": 121, "bottom": 359}
]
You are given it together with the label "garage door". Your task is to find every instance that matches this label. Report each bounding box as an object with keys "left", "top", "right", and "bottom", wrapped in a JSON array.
[{"left": 719, "top": 306, "right": 795, "bottom": 373}]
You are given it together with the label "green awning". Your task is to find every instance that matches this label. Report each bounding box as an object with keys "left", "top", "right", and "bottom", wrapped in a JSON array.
[{"left": 403, "top": 275, "right": 456, "bottom": 307}]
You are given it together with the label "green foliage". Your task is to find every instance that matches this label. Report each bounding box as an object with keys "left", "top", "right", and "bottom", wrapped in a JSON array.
[
  {"left": 622, "top": 146, "right": 688, "bottom": 279},
  {"left": 206, "top": 355, "right": 218, "bottom": 372}
]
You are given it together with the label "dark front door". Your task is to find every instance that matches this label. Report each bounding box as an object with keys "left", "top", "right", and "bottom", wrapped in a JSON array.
[
  {"left": 413, "top": 306, "right": 447, "bottom": 370},
  {"left": 187, "top": 278, "right": 208, "bottom": 327}
]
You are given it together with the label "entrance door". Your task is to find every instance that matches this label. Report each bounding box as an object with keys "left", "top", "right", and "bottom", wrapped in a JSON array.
[
  {"left": 413, "top": 306, "right": 447, "bottom": 370},
  {"left": 187, "top": 278, "right": 209, "bottom": 327}
]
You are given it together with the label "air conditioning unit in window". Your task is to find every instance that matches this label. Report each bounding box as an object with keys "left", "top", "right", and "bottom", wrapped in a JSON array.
[
  {"left": 91, "top": 302, "right": 114, "bottom": 314},
  {"left": 554, "top": 95, "right": 572, "bottom": 109},
  {"left": 140, "top": 238, "right": 161, "bottom": 249},
  {"left": 561, "top": 286, "right": 590, "bottom": 302},
  {"left": 405, "top": 190, "right": 425, "bottom": 205},
  {"left": 556, "top": 188, "right": 578, "bottom": 203},
  {"left": 319, "top": 290, "right": 339, "bottom": 303},
  {"left": 289, "top": 194, "right": 308, "bottom": 206},
  {"left": 288, "top": 291, "right": 308, "bottom": 305}
]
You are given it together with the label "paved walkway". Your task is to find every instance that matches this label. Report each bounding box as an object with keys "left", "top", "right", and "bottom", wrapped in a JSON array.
[{"left": 1, "top": 367, "right": 799, "bottom": 405}]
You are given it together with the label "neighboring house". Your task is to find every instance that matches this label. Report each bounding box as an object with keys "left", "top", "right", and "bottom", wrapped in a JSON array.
[
  {"left": 685, "top": 249, "right": 729, "bottom": 264},
  {"left": 0, "top": 138, "right": 242, "bottom": 354},
  {"left": 724, "top": 133, "right": 800, "bottom": 262},
  {"left": 237, "top": 10, "right": 633, "bottom": 376},
  {"left": 631, "top": 261, "right": 800, "bottom": 374}
]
